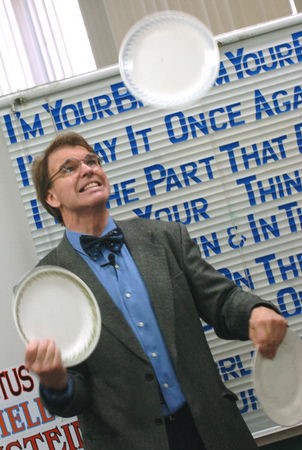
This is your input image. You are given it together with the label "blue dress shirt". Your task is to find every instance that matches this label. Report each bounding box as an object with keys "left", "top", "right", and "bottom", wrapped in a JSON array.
[{"left": 66, "top": 217, "right": 186, "bottom": 415}]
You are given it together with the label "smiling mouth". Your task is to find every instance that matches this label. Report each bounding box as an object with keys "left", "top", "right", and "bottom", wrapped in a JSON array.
[{"left": 80, "top": 182, "right": 101, "bottom": 192}]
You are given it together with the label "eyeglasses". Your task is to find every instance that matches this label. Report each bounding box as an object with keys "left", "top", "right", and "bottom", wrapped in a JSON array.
[{"left": 48, "top": 154, "right": 103, "bottom": 185}]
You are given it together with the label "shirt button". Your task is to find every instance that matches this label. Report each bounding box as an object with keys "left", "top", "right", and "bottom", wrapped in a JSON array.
[
  {"left": 125, "top": 292, "right": 131, "bottom": 298},
  {"left": 137, "top": 322, "right": 144, "bottom": 327},
  {"left": 163, "top": 383, "right": 169, "bottom": 389},
  {"left": 151, "top": 352, "right": 158, "bottom": 358}
]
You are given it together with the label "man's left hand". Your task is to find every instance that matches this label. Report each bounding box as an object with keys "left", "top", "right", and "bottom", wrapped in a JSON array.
[{"left": 249, "top": 306, "right": 288, "bottom": 359}]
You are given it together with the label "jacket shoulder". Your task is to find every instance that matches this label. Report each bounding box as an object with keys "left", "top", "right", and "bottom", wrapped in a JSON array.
[
  {"left": 37, "top": 234, "right": 69, "bottom": 267},
  {"left": 117, "top": 217, "right": 185, "bottom": 236}
]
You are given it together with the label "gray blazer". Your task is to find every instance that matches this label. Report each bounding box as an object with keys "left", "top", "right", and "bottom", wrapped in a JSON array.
[{"left": 39, "top": 218, "right": 264, "bottom": 450}]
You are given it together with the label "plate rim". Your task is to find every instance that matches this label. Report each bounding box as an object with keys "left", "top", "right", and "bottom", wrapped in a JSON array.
[
  {"left": 252, "top": 328, "right": 302, "bottom": 426},
  {"left": 119, "top": 10, "right": 219, "bottom": 108},
  {"left": 13, "top": 265, "right": 101, "bottom": 367}
]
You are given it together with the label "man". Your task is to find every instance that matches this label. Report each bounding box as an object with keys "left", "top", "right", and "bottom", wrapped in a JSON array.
[{"left": 25, "top": 131, "right": 287, "bottom": 450}]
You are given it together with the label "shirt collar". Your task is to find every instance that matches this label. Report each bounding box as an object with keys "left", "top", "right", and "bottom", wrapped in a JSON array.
[{"left": 66, "top": 216, "right": 117, "bottom": 254}]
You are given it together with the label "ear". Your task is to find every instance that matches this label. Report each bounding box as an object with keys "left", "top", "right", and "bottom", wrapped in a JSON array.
[{"left": 45, "top": 189, "right": 61, "bottom": 209}]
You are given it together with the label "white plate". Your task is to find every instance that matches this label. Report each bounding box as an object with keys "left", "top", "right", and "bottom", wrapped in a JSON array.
[
  {"left": 119, "top": 11, "right": 219, "bottom": 108},
  {"left": 252, "top": 328, "right": 302, "bottom": 426},
  {"left": 13, "top": 266, "right": 101, "bottom": 367}
]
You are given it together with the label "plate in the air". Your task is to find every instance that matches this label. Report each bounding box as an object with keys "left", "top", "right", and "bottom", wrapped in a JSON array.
[{"left": 119, "top": 11, "right": 219, "bottom": 108}]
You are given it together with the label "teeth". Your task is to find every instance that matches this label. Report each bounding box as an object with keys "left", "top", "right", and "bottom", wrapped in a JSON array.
[{"left": 83, "top": 182, "right": 99, "bottom": 191}]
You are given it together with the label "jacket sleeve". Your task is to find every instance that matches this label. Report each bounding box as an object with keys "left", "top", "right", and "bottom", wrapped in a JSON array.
[
  {"left": 170, "top": 222, "right": 279, "bottom": 341},
  {"left": 39, "top": 365, "right": 92, "bottom": 418}
]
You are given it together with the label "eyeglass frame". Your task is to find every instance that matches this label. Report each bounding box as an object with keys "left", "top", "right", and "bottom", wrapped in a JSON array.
[{"left": 48, "top": 153, "right": 103, "bottom": 186}]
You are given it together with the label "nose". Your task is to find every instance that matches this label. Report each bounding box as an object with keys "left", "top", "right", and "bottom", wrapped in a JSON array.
[{"left": 79, "top": 159, "right": 95, "bottom": 174}]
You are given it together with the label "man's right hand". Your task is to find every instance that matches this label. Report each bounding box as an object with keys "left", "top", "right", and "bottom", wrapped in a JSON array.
[{"left": 25, "top": 339, "right": 68, "bottom": 390}]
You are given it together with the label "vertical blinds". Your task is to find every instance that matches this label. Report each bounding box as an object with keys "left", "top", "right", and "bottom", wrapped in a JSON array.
[{"left": 0, "top": 0, "right": 96, "bottom": 95}]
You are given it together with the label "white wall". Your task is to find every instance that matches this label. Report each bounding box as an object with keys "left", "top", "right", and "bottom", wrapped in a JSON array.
[{"left": 0, "top": 131, "right": 37, "bottom": 367}]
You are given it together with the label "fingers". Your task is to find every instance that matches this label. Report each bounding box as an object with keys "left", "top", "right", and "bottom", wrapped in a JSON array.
[
  {"left": 256, "top": 341, "right": 280, "bottom": 359},
  {"left": 249, "top": 306, "right": 288, "bottom": 359},
  {"left": 26, "top": 339, "right": 59, "bottom": 370},
  {"left": 251, "top": 323, "right": 286, "bottom": 358},
  {"left": 25, "top": 339, "right": 67, "bottom": 389}
]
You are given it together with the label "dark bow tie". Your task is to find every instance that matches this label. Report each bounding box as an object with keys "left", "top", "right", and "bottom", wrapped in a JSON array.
[{"left": 80, "top": 227, "right": 124, "bottom": 259}]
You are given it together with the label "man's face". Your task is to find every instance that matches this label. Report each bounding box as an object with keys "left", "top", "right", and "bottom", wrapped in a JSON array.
[{"left": 46, "top": 145, "right": 110, "bottom": 222}]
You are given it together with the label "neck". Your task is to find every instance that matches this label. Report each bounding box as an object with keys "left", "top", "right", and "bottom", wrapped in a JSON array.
[{"left": 63, "top": 208, "right": 109, "bottom": 236}]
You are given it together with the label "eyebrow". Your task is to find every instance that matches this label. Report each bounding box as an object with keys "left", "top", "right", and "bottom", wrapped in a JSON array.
[
  {"left": 58, "top": 158, "right": 75, "bottom": 169},
  {"left": 59, "top": 154, "right": 95, "bottom": 167}
]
